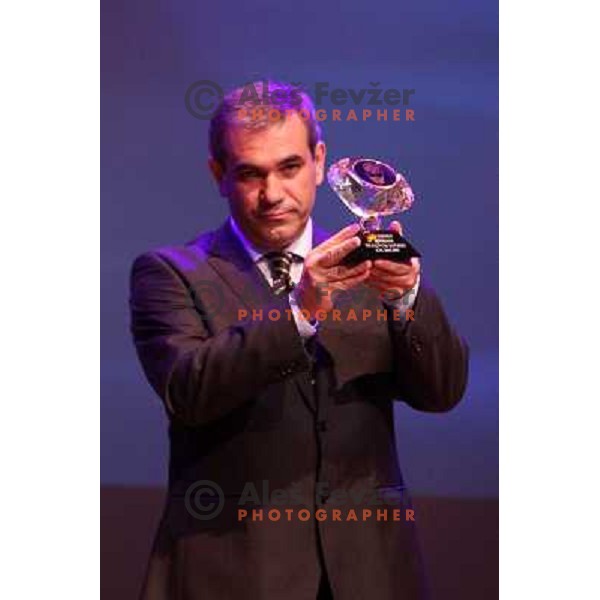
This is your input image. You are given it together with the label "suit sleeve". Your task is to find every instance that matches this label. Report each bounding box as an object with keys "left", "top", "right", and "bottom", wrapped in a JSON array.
[
  {"left": 387, "top": 277, "right": 469, "bottom": 412},
  {"left": 129, "top": 251, "right": 312, "bottom": 426}
]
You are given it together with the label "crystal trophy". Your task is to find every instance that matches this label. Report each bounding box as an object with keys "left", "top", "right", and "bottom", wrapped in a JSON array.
[{"left": 327, "top": 157, "right": 421, "bottom": 265}]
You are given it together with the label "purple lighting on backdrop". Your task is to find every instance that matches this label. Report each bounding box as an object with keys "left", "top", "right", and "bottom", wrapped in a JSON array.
[{"left": 101, "top": 0, "right": 498, "bottom": 497}]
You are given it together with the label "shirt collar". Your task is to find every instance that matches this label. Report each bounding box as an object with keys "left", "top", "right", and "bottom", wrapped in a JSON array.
[{"left": 229, "top": 215, "right": 313, "bottom": 263}]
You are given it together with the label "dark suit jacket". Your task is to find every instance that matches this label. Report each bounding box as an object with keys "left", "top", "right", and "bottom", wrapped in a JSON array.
[{"left": 129, "top": 219, "right": 469, "bottom": 600}]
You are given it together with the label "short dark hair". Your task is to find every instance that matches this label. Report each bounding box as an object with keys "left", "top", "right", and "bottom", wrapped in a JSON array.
[{"left": 209, "top": 80, "right": 323, "bottom": 168}]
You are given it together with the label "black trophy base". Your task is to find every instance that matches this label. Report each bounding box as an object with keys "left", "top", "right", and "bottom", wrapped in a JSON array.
[{"left": 342, "top": 230, "right": 421, "bottom": 266}]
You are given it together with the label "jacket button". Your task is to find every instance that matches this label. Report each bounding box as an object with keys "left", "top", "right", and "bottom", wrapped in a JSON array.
[{"left": 411, "top": 336, "right": 423, "bottom": 353}]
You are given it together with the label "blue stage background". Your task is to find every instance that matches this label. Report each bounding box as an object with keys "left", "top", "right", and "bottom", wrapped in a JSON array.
[{"left": 101, "top": 0, "right": 498, "bottom": 497}]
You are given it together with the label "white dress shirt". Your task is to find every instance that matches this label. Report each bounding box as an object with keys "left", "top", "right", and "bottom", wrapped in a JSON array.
[{"left": 229, "top": 216, "right": 420, "bottom": 339}]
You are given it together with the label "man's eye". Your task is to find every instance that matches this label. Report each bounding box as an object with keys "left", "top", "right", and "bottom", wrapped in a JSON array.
[
  {"left": 237, "top": 171, "right": 262, "bottom": 181},
  {"left": 281, "top": 164, "right": 301, "bottom": 176}
]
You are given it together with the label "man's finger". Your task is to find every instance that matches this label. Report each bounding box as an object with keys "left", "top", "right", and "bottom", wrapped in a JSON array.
[
  {"left": 370, "top": 267, "right": 418, "bottom": 283},
  {"left": 317, "top": 223, "right": 361, "bottom": 252},
  {"left": 390, "top": 220, "right": 403, "bottom": 236},
  {"left": 367, "top": 282, "right": 404, "bottom": 297},
  {"left": 317, "top": 236, "right": 361, "bottom": 267},
  {"left": 329, "top": 260, "right": 372, "bottom": 282},
  {"left": 365, "top": 279, "right": 407, "bottom": 298},
  {"left": 369, "top": 275, "right": 416, "bottom": 291},
  {"left": 372, "top": 259, "right": 416, "bottom": 275},
  {"left": 335, "top": 269, "right": 371, "bottom": 290}
]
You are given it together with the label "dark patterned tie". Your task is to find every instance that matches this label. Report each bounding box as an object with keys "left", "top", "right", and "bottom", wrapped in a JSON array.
[{"left": 264, "top": 251, "right": 296, "bottom": 296}]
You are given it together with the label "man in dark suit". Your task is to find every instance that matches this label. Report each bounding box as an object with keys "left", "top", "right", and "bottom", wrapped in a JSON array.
[{"left": 129, "top": 81, "right": 468, "bottom": 599}]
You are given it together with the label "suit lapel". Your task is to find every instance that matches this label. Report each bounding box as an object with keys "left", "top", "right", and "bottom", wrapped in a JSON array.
[
  {"left": 204, "top": 220, "right": 273, "bottom": 312},
  {"left": 201, "top": 220, "right": 318, "bottom": 415}
]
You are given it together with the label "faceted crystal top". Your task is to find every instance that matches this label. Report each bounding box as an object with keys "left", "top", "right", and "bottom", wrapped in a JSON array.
[{"left": 327, "top": 157, "right": 415, "bottom": 219}]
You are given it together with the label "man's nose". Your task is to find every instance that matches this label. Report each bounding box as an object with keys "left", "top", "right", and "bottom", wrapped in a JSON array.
[{"left": 260, "top": 173, "right": 284, "bottom": 205}]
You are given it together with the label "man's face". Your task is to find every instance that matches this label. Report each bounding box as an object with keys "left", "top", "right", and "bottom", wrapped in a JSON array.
[{"left": 209, "top": 113, "right": 326, "bottom": 250}]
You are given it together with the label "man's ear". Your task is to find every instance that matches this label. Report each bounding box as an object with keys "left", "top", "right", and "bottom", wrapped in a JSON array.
[
  {"left": 314, "top": 141, "right": 327, "bottom": 186},
  {"left": 208, "top": 158, "right": 228, "bottom": 197}
]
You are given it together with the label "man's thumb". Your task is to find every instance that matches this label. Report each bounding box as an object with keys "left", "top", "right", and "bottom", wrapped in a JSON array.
[{"left": 390, "top": 220, "right": 403, "bottom": 235}]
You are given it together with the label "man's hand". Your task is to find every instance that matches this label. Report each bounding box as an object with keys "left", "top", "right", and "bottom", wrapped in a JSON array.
[
  {"left": 366, "top": 221, "right": 421, "bottom": 301},
  {"left": 295, "top": 223, "right": 372, "bottom": 318}
]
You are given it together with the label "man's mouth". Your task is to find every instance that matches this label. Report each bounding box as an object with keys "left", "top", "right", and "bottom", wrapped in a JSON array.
[{"left": 260, "top": 210, "right": 292, "bottom": 220}]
